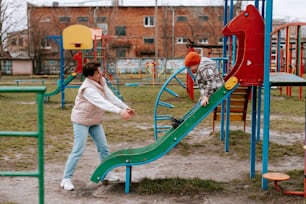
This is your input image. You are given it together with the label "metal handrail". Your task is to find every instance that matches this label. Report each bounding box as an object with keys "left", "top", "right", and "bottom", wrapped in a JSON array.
[{"left": 0, "top": 86, "right": 46, "bottom": 204}]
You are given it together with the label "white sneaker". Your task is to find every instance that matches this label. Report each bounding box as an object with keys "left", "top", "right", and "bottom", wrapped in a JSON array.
[
  {"left": 104, "top": 172, "right": 120, "bottom": 182},
  {"left": 60, "top": 178, "right": 74, "bottom": 191}
]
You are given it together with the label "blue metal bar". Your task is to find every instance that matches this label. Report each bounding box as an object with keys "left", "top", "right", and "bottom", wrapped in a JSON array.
[
  {"left": 222, "top": 0, "right": 229, "bottom": 76},
  {"left": 158, "top": 101, "right": 174, "bottom": 109},
  {"left": 255, "top": 0, "right": 259, "bottom": 9},
  {"left": 164, "top": 87, "right": 179, "bottom": 97},
  {"left": 222, "top": 0, "right": 236, "bottom": 147},
  {"left": 153, "top": 66, "right": 186, "bottom": 140},
  {"left": 47, "top": 35, "right": 65, "bottom": 109},
  {"left": 125, "top": 166, "right": 131, "bottom": 193},
  {"left": 186, "top": 68, "right": 196, "bottom": 81},
  {"left": 250, "top": 86, "right": 257, "bottom": 178},
  {"left": 220, "top": 100, "right": 225, "bottom": 141},
  {"left": 262, "top": 0, "right": 273, "bottom": 190},
  {"left": 261, "top": 0, "right": 266, "bottom": 18},
  {"left": 157, "top": 125, "right": 172, "bottom": 130},
  {"left": 224, "top": 97, "right": 230, "bottom": 152},
  {"left": 174, "top": 76, "right": 186, "bottom": 88},
  {"left": 257, "top": 86, "right": 262, "bottom": 141},
  {"left": 156, "top": 115, "right": 173, "bottom": 120}
]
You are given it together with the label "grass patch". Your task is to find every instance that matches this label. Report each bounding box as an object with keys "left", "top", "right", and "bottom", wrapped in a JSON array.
[{"left": 134, "top": 177, "right": 223, "bottom": 195}]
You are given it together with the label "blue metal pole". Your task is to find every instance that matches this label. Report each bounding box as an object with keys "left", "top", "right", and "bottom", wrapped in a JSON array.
[
  {"left": 262, "top": 0, "right": 273, "bottom": 190},
  {"left": 220, "top": 0, "right": 229, "bottom": 141},
  {"left": 225, "top": 97, "right": 230, "bottom": 152},
  {"left": 255, "top": 0, "right": 259, "bottom": 9},
  {"left": 47, "top": 35, "right": 65, "bottom": 109},
  {"left": 250, "top": 86, "right": 257, "bottom": 178},
  {"left": 223, "top": 0, "right": 235, "bottom": 146},
  {"left": 261, "top": 0, "right": 266, "bottom": 18},
  {"left": 59, "top": 36, "right": 65, "bottom": 109},
  {"left": 256, "top": 86, "right": 262, "bottom": 141}
]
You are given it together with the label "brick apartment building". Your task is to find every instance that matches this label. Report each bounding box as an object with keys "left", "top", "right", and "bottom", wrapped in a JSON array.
[{"left": 23, "top": 1, "right": 229, "bottom": 74}]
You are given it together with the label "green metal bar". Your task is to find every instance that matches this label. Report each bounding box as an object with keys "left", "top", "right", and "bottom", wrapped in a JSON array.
[
  {"left": 0, "top": 86, "right": 46, "bottom": 93},
  {"left": 0, "top": 171, "right": 39, "bottom": 177},
  {"left": 0, "top": 86, "right": 45, "bottom": 204},
  {"left": 0, "top": 131, "right": 38, "bottom": 137},
  {"left": 37, "top": 91, "right": 45, "bottom": 204}
]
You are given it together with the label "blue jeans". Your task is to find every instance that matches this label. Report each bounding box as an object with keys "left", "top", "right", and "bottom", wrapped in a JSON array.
[{"left": 63, "top": 123, "right": 109, "bottom": 179}]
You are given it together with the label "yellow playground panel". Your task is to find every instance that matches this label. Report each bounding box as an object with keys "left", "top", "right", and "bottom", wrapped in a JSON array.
[{"left": 63, "top": 24, "right": 93, "bottom": 50}]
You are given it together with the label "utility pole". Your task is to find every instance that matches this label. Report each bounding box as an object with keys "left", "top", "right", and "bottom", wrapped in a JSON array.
[{"left": 155, "top": 0, "right": 158, "bottom": 59}]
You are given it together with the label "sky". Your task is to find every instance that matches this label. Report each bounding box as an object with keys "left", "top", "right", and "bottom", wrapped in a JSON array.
[{"left": 6, "top": 0, "right": 306, "bottom": 32}]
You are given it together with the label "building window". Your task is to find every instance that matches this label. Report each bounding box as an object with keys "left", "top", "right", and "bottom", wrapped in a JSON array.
[
  {"left": 77, "top": 16, "right": 88, "bottom": 23},
  {"left": 97, "top": 23, "right": 108, "bottom": 34},
  {"left": 40, "top": 17, "right": 50, "bottom": 23},
  {"left": 116, "top": 48, "right": 126, "bottom": 58},
  {"left": 115, "top": 26, "right": 126, "bottom": 36},
  {"left": 199, "top": 16, "right": 209, "bottom": 21},
  {"left": 18, "top": 38, "right": 24, "bottom": 47},
  {"left": 198, "top": 38, "right": 208, "bottom": 44},
  {"left": 59, "top": 16, "right": 70, "bottom": 23},
  {"left": 176, "top": 37, "right": 187, "bottom": 44},
  {"left": 96, "top": 16, "right": 107, "bottom": 23},
  {"left": 144, "top": 37, "right": 154, "bottom": 44},
  {"left": 218, "top": 15, "right": 223, "bottom": 21},
  {"left": 11, "top": 38, "right": 17, "bottom": 46},
  {"left": 144, "top": 16, "right": 154, "bottom": 27},
  {"left": 176, "top": 16, "right": 187, "bottom": 22},
  {"left": 41, "top": 39, "right": 52, "bottom": 49}
]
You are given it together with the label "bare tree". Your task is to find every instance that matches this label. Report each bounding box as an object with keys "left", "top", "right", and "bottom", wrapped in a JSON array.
[
  {"left": 0, "top": 0, "right": 24, "bottom": 54},
  {"left": 0, "top": 0, "right": 25, "bottom": 76}
]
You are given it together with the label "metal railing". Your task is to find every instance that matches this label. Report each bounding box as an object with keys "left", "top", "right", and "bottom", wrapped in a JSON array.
[{"left": 0, "top": 86, "right": 46, "bottom": 204}]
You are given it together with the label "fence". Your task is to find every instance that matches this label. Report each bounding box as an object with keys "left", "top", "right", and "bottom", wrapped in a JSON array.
[{"left": 0, "top": 86, "right": 46, "bottom": 204}]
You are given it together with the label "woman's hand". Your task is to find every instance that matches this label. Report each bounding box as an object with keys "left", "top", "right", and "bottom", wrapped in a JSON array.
[
  {"left": 126, "top": 107, "right": 136, "bottom": 116},
  {"left": 119, "top": 109, "right": 134, "bottom": 120}
]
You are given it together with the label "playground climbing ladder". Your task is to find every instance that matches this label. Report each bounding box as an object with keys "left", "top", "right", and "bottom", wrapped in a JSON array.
[{"left": 0, "top": 86, "right": 46, "bottom": 204}]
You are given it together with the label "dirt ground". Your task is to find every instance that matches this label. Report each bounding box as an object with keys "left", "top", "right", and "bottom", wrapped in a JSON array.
[{"left": 0, "top": 123, "right": 305, "bottom": 204}]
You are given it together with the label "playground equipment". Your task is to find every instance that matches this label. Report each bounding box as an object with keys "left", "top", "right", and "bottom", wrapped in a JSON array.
[
  {"left": 0, "top": 86, "right": 46, "bottom": 204},
  {"left": 217, "top": 4, "right": 264, "bottom": 155},
  {"left": 270, "top": 22, "right": 306, "bottom": 100},
  {"left": 44, "top": 25, "right": 93, "bottom": 108},
  {"left": 91, "top": 76, "right": 240, "bottom": 193},
  {"left": 262, "top": 72, "right": 306, "bottom": 196},
  {"left": 45, "top": 25, "right": 122, "bottom": 106},
  {"left": 89, "top": 5, "right": 268, "bottom": 193},
  {"left": 212, "top": 86, "right": 251, "bottom": 134}
]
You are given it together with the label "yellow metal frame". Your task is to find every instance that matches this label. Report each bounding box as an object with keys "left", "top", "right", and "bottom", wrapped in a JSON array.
[{"left": 63, "top": 24, "right": 93, "bottom": 50}]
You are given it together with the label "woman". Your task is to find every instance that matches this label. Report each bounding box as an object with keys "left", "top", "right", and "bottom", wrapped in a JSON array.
[{"left": 61, "top": 61, "right": 135, "bottom": 191}]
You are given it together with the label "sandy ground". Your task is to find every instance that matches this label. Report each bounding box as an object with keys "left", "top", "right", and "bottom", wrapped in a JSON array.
[{"left": 0, "top": 124, "right": 305, "bottom": 204}]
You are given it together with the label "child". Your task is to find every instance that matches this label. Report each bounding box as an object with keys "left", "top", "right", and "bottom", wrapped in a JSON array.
[{"left": 184, "top": 51, "right": 224, "bottom": 106}]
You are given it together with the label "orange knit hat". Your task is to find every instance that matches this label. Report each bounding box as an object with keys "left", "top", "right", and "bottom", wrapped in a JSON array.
[{"left": 184, "top": 51, "right": 201, "bottom": 67}]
